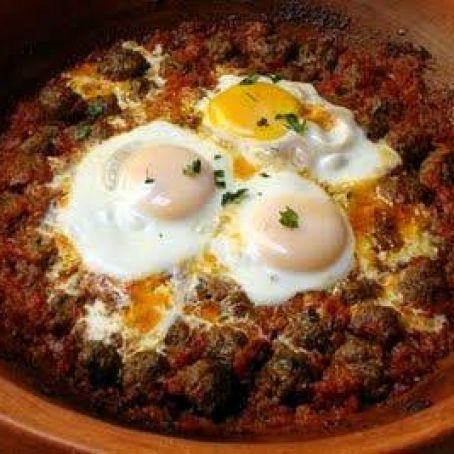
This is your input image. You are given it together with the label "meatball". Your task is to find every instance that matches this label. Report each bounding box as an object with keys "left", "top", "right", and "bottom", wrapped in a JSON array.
[
  {"left": 366, "top": 98, "right": 402, "bottom": 141},
  {"left": 319, "top": 336, "right": 385, "bottom": 401},
  {"left": 284, "top": 309, "right": 332, "bottom": 353},
  {"left": 256, "top": 343, "right": 313, "bottom": 405},
  {"left": 39, "top": 81, "right": 86, "bottom": 122},
  {"left": 349, "top": 303, "right": 402, "bottom": 345},
  {"left": 399, "top": 258, "right": 447, "bottom": 305},
  {"left": 98, "top": 46, "right": 150, "bottom": 81},
  {"left": 78, "top": 341, "right": 121, "bottom": 387},
  {"left": 164, "top": 318, "right": 191, "bottom": 347},
  {"left": 376, "top": 173, "right": 433, "bottom": 205},
  {"left": 122, "top": 350, "right": 168, "bottom": 390},
  {"left": 341, "top": 277, "right": 381, "bottom": 305},
  {"left": 165, "top": 359, "right": 234, "bottom": 417},
  {"left": 204, "top": 326, "right": 248, "bottom": 362},
  {"left": 390, "top": 130, "right": 434, "bottom": 170},
  {"left": 441, "top": 152, "right": 454, "bottom": 185},
  {"left": 205, "top": 31, "right": 239, "bottom": 63},
  {"left": 19, "top": 126, "right": 59, "bottom": 156}
]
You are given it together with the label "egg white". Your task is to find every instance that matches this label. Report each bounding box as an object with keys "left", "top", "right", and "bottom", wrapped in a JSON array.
[
  {"left": 54, "top": 121, "right": 232, "bottom": 280},
  {"left": 209, "top": 171, "right": 355, "bottom": 305},
  {"left": 199, "top": 75, "right": 401, "bottom": 186}
]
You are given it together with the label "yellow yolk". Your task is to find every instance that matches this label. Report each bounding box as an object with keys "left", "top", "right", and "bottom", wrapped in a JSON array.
[
  {"left": 125, "top": 275, "right": 172, "bottom": 333},
  {"left": 233, "top": 154, "right": 257, "bottom": 180},
  {"left": 207, "top": 82, "right": 302, "bottom": 141},
  {"left": 120, "top": 144, "right": 215, "bottom": 220},
  {"left": 301, "top": 104, "right": 334, "bottom": 130},
  {"left": 251, "top": 194, "right": 348, "bottom": 271}
]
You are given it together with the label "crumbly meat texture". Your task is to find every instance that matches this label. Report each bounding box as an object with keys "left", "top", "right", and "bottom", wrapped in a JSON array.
[{"left": 0, "top": 16, "right": 453, "bottom": 437}]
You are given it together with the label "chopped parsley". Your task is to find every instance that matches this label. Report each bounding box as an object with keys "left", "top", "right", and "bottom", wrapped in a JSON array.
[
  {"left": 214, "top": 169, "right": 226, "bottom": 188},
  {"left": 86, "top": 100, "right": 105, "bottom": 120},
  {"left": 183, "top": 159, "right": 202, "bottom": 176},
  {"left": 260, "top": 172, "right": 270, "bottom": 178},
  {"left": 257, "top": 117, "right": 269, "bottom": 127},
  {"left": 214, "top": 154, "right": 222, "bottom": 160},
  {"left": 275, "top": 113, "right": 307, "bottom": 134},
  {"left": 144, "top": 168, "right": 155, "bottom": 184},
  {"left": 269, "top": 74, "right": 282, "bottom": 83},
  {"left": 221, "top": 188, "right": 248, "bottom": 206},
  {"left": 239, "top": 74, "right": 260, "bottom": 85},
  {"left": 279, "top": 206, "right": 299, "bottom": 229},
  {"left": 74, "top": 124, "right": 92, "bottom": 141}
]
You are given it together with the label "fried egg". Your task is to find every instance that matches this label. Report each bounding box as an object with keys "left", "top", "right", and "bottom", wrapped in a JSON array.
[
  {"left": 210, "top": 171, "right": 355, "bottom": 305},
  {"left": 55, "top": 121, "right": 231, "bottom": 279},
  {"left": 199, "top": 74, "right": 401, "bottom": 185}
]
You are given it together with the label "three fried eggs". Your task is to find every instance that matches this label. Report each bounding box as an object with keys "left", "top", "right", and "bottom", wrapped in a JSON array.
[{"left": 52, "top": 73, "right": 402, "bottom": 310}]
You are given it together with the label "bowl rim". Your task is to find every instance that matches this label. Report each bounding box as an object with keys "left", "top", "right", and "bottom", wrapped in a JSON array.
[{"left": 1, "top": 365, "right": 454, "bottom": 453}]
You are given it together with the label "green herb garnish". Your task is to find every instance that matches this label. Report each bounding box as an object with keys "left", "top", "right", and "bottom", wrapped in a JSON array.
[
  {"left": 214, "top": 169, "right": 226, "bottom": 188},
  {"left": 240, "top": 74, "right": 260, "bottom": 85},
  {"left": 275, "top": 113, "right": 307, "bottom": 134},
  {"left": 221, "top": 188, "right": 248, "bottom": 206},
  {"left": 279, "top": 206, "right": 299, "bottom": 229},
  {"left": 260, "top": 172, "right": 270, "bottom": 178},
  {"left": 144, "top": 168, "right": 155, "bottom": 184},
  {"left": 257, "top": 117, "right": 269, "bottom": 127},
  {"left": 74, "top": 124, "right": 92, "bottom": 141},
  {"left": 214, "top": 154, "right": 222, "bottom": 160},
  {"left": 183, "top": 159, "right": 202, "bottom": 176},
  {"left": 269, "top": 74, "right": 282, "bottom": 83},
  {"left": 86, "top": 100, "right": 105, "bottom": 120}
]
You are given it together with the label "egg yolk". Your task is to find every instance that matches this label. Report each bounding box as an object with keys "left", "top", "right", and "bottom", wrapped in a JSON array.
[
  {"left": 251, "top": 194, "right": 348, "bottom": 271},
  {"left": 207, "top": 82, "right": 302, "bottom": 141},
  {"left": 121, "top": 144, "right": 215, "bottom": 221}
]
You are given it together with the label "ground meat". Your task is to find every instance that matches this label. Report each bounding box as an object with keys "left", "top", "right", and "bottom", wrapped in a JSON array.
[
  {"left": 19, "top": 126, "right": 60, "bottom": 156},
  {"left": 389, "top": 129, "right": 434, "bottom": 170},
  {"left": 256, "top": 343, "right": 314, "bottom": 405},
  {"left": 376, "top": 173, "right": 433, "bottom": 205},
  {"left": 195, "top": 276, "right": 230, "bottom": 302},
  {"left": 372, "top": 209, "right": 403, "bottom": 252},
  {"left": 98, "top": 46, "right": 150, "bottom": 81},
  {"left": 164, "top": 318, "right": 191, "bottom": 347},
  {"left": 48, "top": 291, "right": 83, "bottom": 331},
  {"left": 165, "top": 358, "right": 234, "bottom": 417},
  {"left": 0, "top": 191, "right": 28, "bottom": 234},
  {"left": 441, "top": 152, "right": 454, "bottom": 185},
  {"left": 195, "top": 276, "right": 254, "bottom": 318},
  {"left": 349, "top": 303, "right": 402, "bottom": 345},
  {"left": 39, "top": 81, "right": 86, "bottom": 122},
  {"left": 366, "top": 98, "right": 402, "bottom": 141},
  {"left": 245, "top": 33, "right": 297, "bottom": 69},
  {"left": 399, "top": 258, "right": 448, "bottom": 306},
  {"left": 78, "top": 341, "right": 121, "bottom": 387},
  {"left": 205, "top": 31, "right": 240, "bottom": 64},
  {"left": 340, "top": 277, "right": 382, "bottom": 305},
  {"left": 204, "top": 326, "right": 248, "bottom": 362},
  {"left": 318, "top": 336, "right": 385, "bottom": 401},
  {"left": 122, "top": 350, "right": 168, "bottom": 390},
  {"left": 283, "top": 308, "right": 332, "bottom": 353}
]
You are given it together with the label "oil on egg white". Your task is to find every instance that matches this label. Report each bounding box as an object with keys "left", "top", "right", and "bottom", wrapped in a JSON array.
[
  {"left": 209, "top": 171, "right": 355, "bottom": 305},
  {"left": 198, "top": 74, "right": 401, "bottom": 185},
  {"left": 54, "top": 121, "right": 232, "bottom": 280}
]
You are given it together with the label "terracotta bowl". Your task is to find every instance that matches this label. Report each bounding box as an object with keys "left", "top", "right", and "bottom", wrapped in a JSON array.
[{"left": 0, "top": 1, "right": 453, "bottom": 452}]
